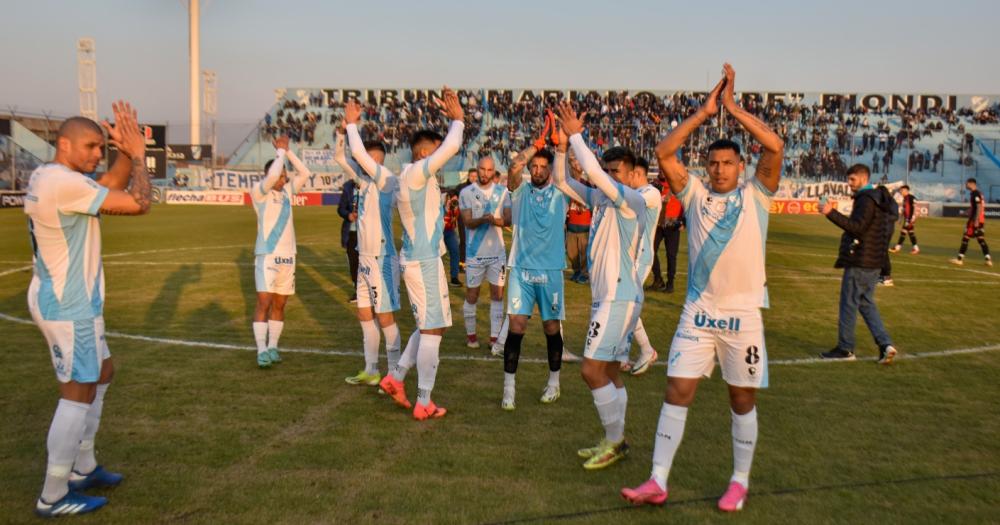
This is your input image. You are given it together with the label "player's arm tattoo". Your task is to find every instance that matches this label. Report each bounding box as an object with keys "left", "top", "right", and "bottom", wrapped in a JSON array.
[
  {"left": 104, "top": 157, "right": 152, "bottom": 215},
  {"left": 507, "top": 146, "right": 535, "bottom": 191}
]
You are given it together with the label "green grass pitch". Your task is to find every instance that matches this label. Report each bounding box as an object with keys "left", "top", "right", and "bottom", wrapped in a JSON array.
[{"left": 0, "top": 205, "right": 998, "bottom": 524}]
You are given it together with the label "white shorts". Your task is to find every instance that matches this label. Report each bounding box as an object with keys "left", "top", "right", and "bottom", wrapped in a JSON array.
[
  {"left": 466, "top": 256, "right": 506, "bottom": 288},
  {"left": 32, "top": 314, "right": 110, "bottom": 384},
  {"left": 357, "top": 254, "right": 401, "bottom": 313},
  {"left": 667, "top": 303, "right": 768, "bottom": 389},
  {"left": 255, "top": 254, "right": 296, "bottom": 295},
  {"left": 402, "top": 258, "right": 452, "bottom": 330},
  {"left": 583, "top": 300, "right": 640, "bottom": 362}
]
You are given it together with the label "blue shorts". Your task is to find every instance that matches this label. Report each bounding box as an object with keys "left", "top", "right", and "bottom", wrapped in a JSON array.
[{"left": 507, "top": 268, "right": 564, "bottom": 321}]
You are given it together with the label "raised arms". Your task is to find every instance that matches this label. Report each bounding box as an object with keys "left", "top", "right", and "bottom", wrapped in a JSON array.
[
  {"left": 97, "top": 101, "right": 142, "bottom": 191},
  {"left": 258, "top": 136, "right": 288, "bottom": 194},
  {"left": 97, "top": 101, "right": 151, "bottom": 215},
  {"left": 720, "top": 63, "right": 784, "bottom": 193},
  {"left": 654, "top": 77, "right": 726, "bottom": 195},
  {"left": 414, "top": 87, "right": 465, "bottom": 183},
  {"left": 344, "top": 99, "right": 396, "bottom": 192},
  {"left": 558, "top": 100, "right": 622, "bottom": 204}
]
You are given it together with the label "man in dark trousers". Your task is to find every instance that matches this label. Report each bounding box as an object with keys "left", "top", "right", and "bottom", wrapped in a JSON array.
[
  {"left": 820, "top": 164, "right": 899, "bottom": 364},
  {"left": 649, "top": 174, "right": 684, "bottom": 293},
  {"left": 338, "top": 178, "right": 360, "bottom": 302}
]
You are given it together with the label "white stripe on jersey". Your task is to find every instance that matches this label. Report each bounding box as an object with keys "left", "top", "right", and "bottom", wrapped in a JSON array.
[
  {"left": 251, "top": 150, "right": 297, "bottom": 255},
  {"left": 678, "top": 176, "right": 773, "bottom": 310}
]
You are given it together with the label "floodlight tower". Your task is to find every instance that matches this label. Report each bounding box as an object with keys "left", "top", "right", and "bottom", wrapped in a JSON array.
[
  {"left": 77, "top": 38, "right": 98, "bottom": 121},
  {"left": 203, "top": 69, "right": 217, "bottom": 162},
  {"left": 189, "top": 0, "right": 200, "bottom": 144}
]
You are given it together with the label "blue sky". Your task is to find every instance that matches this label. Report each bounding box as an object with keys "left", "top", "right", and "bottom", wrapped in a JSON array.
[{"left": 1, "top": 0, "right": 997, "bottom": 136}]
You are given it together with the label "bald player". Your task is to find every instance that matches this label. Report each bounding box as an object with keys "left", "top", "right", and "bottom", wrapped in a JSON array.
[
  {"left": 459, "top": 156, "right": 511, "bottom": 350},
  {"left": 25, "top": 102, "right": 152, "bottom": 517}
]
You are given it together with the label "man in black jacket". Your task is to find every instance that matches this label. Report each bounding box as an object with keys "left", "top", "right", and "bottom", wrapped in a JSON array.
[
  {"left": 338, "top": 179, "right": 359, "bottom": 302},
  {"left": 819, "top": 164, "right": 899, "bottom": 364}
]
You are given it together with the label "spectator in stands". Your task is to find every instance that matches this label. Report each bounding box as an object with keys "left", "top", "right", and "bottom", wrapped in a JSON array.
[{"left": 649, "top": 172, "right": 684, "bottom": 293}]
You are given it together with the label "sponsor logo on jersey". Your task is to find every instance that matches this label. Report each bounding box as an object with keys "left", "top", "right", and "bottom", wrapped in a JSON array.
[{"left": 693, "top": 312, "right": 742, "bottom": 332}]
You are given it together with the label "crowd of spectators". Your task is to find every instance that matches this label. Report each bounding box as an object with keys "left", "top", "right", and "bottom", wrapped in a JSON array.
[{"left": 257, "top": 89, "right": 1000, "bottom": 180}]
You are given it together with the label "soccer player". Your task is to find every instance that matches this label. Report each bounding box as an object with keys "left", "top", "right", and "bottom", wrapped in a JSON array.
[
  {"left": 348, "top": 87, "right": 466, "bottom": 420},
  {"left": 26, "top": 102, "right": 152, "bottom": 517},
  {"left": 621, "top": 64, "right": 784, "bottom": 511},
  {"left": 889, "top": 184, "right": 919, "bottom": 254},
  {"left": 621, "top": 156, "right": 662, "bottom": 376},
  {"left": 949, "top": 178, "right": 991, "bottom": 266},
  {"left": 250, "top": 135, "right": 312, "bottom": 368},
  {"left": 555, "top": 101, "right": 653, "bottom": 471},
  {"left": 459, "top": 156, "right": 511, "bottom": 350},
  {"left": 499, "top": 120, "right": 572, "bottom": 411},
  {"left": 336, "top": 113, "right": 402, "bottom": 387}
]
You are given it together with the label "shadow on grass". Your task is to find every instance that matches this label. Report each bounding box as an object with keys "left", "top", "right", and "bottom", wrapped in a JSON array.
[{"left": 144, "top": 263, "right": 203, "bottom": 330}]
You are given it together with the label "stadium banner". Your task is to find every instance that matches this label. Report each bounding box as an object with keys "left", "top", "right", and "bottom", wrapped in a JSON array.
[
  {"left": 941, "top": 203, "right": 1000, "bottom": 219},
  {"left": 167, "top": 144, "right": 213, "bottom": 162},
  {"left": 210, "top": 169, "right": 346, "bottom": 192},
  {"left": 165, "top": 190, "right": 244, "bottom": 205},
  {"left": 279, "top": 88, "right": 993, "bottom": 113},
  {"left": 0, "top": 191, "right": 26, "bottom": 208},
  {"left": 239, "top": 191, "right": 331, "bottom": 207},
  {"left": 301, "top": 149, "right": 336, "bottom": 168}
]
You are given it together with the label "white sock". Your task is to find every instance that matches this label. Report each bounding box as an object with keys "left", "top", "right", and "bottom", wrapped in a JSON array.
[
  {"left": 252, "top": 322, "right": 268, "bottom": 354},
  {"left": 73, "top": 384, "right": 108, "bottom": 475},
  {"left": 632, "top": 318, "right": 654, "bottom": 355},
  {"left": 360, "top": 320, "right": 380, "bottom": 374},
  {"left": 463, "top": 301, "right": 477, "bottom": 336},
  {"left": 617, "top": 385, "right": 628, "bottom": 430},
  {"left": 41, "top": 399, "right": 90, "bottom": 503},
  {"left": 489, "top": 301, "right": 504, "bottom": 339},
  {"left": 495, "top": 315, "right": 509, "bottom": 346},
  {"left": 591, "top": 383, "right": 623, "bottom": 443},
  {"left": 548, "top": 370, "right": 560, "bottom": 387},
  {"left": 504, "top": 372, "right": 516, "bottom": 395},
  {"left": 393, "top": 330, "right": 419, "bottom": 381},
  {"left": 731, "top": 407, "right": 758, "bottom": 488},
  {"left": 267, "top": 320, "right": 284, "bottom": 349},
  {"left": 651, "top": 403, "right": 688, "bottom": 490},
  {"left": 383, "top": 323, "right": 401, "bottom": 371},
  {"left": 416, "top": 334, "right": 442, "bottom": 405}
]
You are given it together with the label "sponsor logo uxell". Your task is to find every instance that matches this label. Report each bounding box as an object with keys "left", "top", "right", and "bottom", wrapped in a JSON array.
[{"left": 693, "top": 312, "right": 741, "bottom": 332}]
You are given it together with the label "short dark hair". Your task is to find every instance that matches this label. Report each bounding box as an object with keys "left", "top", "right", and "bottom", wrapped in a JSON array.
[
  {"left": 57, "top": 116, "right": 103, "bottom": 139},
  {"left": 900, "top": 184, "right": 910, "bottom": 190},
  {"left": 363, "top": 140, "right": 386, "bottom": 155},
  {"left": 601, "top": 147, "right": 636, "bottom": 169},
  {"left": 634, "top": 156, "right": 650, "bottom": 172},
  {"left": 966, "top": 177, "right": 978, "bottom": 184},
  {"left": 846, "top": 163, "right": 870, "bottom": 177},
  {"left": 530, "top": 149, "right": 554, "bottom": 165},
  {"left": 707, "top": 139, "right": 741, "bottom": 156},
  {"left": 409, "top": 129, "right": 443, "bottom": 149}
]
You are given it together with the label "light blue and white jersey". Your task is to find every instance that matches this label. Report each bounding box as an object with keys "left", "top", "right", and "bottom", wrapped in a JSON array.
[
  {"left": 459, "top": 182, "right": 510, "bottom": 260},
  {"left": 251, "top": 149, "right": 298, "bottom": 256},
  {"left": 561, "top": 135, "right": 650, "bottom": 302},
  {"left": 678, "top": 176, "right": 773, "bottom": 310},
  {"left": 586, "top": 184, "right": 646, "bottom": 302},
  {"left": 636, "top": 184, "right": 663, "bottom": 271},
  {"left": 336, "top": 132, "right": 397, "bottom": 257},
  {"left": 347, "top": 121, "right": 465, "bottom": 263},
  {"left": 24, "top": 163, "right": 110, "bottom": 321},
  {"left": 507, "top": 182, "right": 570, "bottom": 270}
]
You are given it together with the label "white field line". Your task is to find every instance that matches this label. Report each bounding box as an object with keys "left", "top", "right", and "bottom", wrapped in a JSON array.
[{"left": 1, "top": 312, "right": 997, "bottom": 367}]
